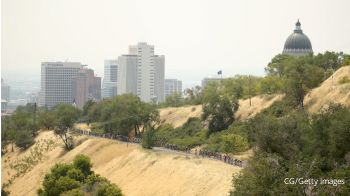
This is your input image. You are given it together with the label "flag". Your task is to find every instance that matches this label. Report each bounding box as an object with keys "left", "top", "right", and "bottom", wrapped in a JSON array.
[{"left": 217, "top": 70, "right": 222, "bottom": 75}]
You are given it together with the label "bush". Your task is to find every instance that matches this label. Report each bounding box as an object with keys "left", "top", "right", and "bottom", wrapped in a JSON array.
[
  {"left": 67, "top": 168, "right": 85, "bottom": 182},
  {"left": 73, "top": 154, "right": 92, "bottom": 176},
  {"left": 153, "top": 123, "right": 175, "bottom": 144},
  {"left": 338, "top": 76, "right": 350, "bottom": 84},
  {"left": 155, "top": 118, "right": 207, "bottom": 150},
  {"left": 96, "top": 183, "right": 123, "bottom": 196},
  {"left": 202, "top": 82, "right": 239, "bottom": 134},
  {"left": 220, "top": 134, "right": 249, "bottom": 153},
  {"left": 15, "top": 131, "right": 35, "bottom": 149},
  {"left": 61, "top": 188, "right": 84, "bottom": 196},
  {"left": 231, "top": 104, "right": 350, "bottom": 195},
  {"left": 38, "top": 155, "right": 123, "bottom": 196},
  {"left": 55, "top": 176, "right": 81, "bottom": 194},
  {"left": 142, "top": 125, "right": 156, "bottom": 149},
  {"left": 205, "top": 131, "right": 249, "bottom": 153}
]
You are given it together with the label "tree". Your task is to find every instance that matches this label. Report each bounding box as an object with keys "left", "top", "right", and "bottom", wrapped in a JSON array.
[
  {"left": 1, "top": 117, "right": 16, "bottom": 152},
  {"left": 82, "top": 100, "right": 97, "bottom": 124},
  {"left": 184, "top": 85, "right": 203, "bottom": 104},
  {"left": 38, "top": 155, "right": 123, "bottom": 196},
  {"left": 38, "top": 108, "right": 55, "bottom": 130},
  {"left": 87, "top": 94, "right": 159, "bottom": 138},
  {"left": 96, "top": 183, "right": 123, "bottom": 196},
  {"left": 202, "top": 83, "right": 239, "bottom": 134},
  {"left": 52, "top": 104, "right": 80, "bottom": 150},
  {"left": 231, "top": 104, "right": 350, "bottom": 195},
  {"left": 73, "top": 154, "right": 92, "bottom": 176},
  {"left": 141, "top": 124, "right": 156, "bottom": 149},
  {"left": 1, "top": 105, "right": 37, "bottom": 150},
  {"left": 283, "top": 62, "right": 323, "bottom": 108},
  {"left": 15, "top": 130, "right": 35, "bottom": 149},
  {"left": 265, "top": 54, "right": 295, "bottom": 77},
  {"left": 164, "top": 92, "right": 183, "bottom": 107},
  {"left": 220, "top": 134, "right": 249, "bottom": 153},
  {"left": 258, "top": 76, "right": 283, "bottom": 94}
]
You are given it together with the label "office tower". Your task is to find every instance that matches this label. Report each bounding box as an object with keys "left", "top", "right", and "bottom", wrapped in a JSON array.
[
  {"left": 72, "top": 68, "right": 101, "bottom": 109},
  {"left": 165, "top": 79, "right": 182, "bottom": 98},
  {"left": 102, "top": 59, "right": 118, "bottom": 98},
  {"left": 117, "top": 42, "right": 165, "bottom": 103},
  {"left": 39, "top": 62, "right": 98, "bottom": 108},
  {"left": 1, "top": 78, "right": 10, "bottom": 101},
  {"left": 153, "top": 55, "right": 165, "bottom": 103}
]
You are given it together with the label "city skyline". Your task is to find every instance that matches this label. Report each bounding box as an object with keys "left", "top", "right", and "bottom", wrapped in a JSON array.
[{"left": 2, "top": 0, "right": 350, "bottom": 89}]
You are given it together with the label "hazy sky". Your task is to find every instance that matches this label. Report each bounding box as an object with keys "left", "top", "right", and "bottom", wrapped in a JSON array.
[{"left": 2, "top": 0, "right": 350, "bottom": 88}]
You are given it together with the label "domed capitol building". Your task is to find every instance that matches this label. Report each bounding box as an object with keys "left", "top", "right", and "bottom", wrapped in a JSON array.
[{"left": 283, "top": 20, "right": 313, "bottom": 56}]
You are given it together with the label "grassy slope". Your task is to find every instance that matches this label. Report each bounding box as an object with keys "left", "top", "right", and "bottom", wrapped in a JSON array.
[
  {"left": 304, "top": 65, "right": 350, "bottom": 112},
  {"left": 3, "top": 66, "right": 349, "bottom": 196},
  {"left": 2, "top": 131, "right": 240, "bottom": 196},
  {"left": 160, "top": 65, "right": 350, "bottom": 127}
]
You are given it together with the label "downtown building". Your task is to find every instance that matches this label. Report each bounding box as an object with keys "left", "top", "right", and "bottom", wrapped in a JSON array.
[
  {"left": 1, "top": 78, "right": 10, "bottom": 101},
  {"left": 72, "top": 68, "right": 101, "bottom": 109},
  {"left": 102, "top": 59, "right": 118, "bottom": 98},
  {"left": 39, "top": 62, "right": 101, "bottom": 108},
  {"left": 165, "top": 79, "right": 182, "bottom": 98},
  {"left": 1, "top": 78, "right": 10, "bottom": 111},
  {"left": 117, "top": 42, "right": 165, "bottom": 103}
]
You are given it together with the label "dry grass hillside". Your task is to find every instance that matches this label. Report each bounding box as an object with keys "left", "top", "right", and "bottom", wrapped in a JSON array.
[
  {"left": 2, "top": 131, "right": 241, "bottom": 196},
  {"left": 235, "top": 94, "right": 283, "bottom": 120},
  {"left": 159, "top": 105, "right": 202, "bottom": 128},
  {"left": 159, "top": 94, "right": 283, "bottom": 126},
  {"left": 159, "top": 66, "right": 350, "bottom": 126},
  {"left": 304, "top": 65, "right": 350, "bottom": 113}
]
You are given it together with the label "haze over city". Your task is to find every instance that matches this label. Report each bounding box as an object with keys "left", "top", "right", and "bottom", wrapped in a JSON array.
[
  {"left": 2, "top": 1, "right": 350, "bottom": 195},
  {"left": 2, "top": 0, "right": 350, "bottom": 89}
]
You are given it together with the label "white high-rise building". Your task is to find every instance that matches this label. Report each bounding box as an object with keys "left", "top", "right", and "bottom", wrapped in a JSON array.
[
  {"left": 165, "top": 79, "right": 182, "bottom": 98},
  {"left": 102, "top": 60, "right": 118, "bottom": 98},
  {"left": 39, "top": 62, "right": 83, "bottom": 108},
  {"left": 117, "top": 42, "right": 165, "bottom": 103}
]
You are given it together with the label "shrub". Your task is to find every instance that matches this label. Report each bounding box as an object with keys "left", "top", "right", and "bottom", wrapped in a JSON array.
[
  {"left": 61, "top": 188, "right": 84, "bottom": 196},
  {"left": 38, "top": 155, "right": 123, "bottom": 196},
  {"left": 96, "top": 183, "right": 123, "bottom": 196},
  {"left": 142, "top": 125, "right": 156, "bottom": 149},
  {"left": 15, "top": 131, "right": 35, "bottom": 149},
  {"left": 338, "top": 76, "right": 350, "bottom": 84},
  {"left": 220, "top": 134, "right": 249, "bottom": 153},
  {"left": 73, "top": 154, "right": 92, "bottom": 177},
  {"left": 67, "top": 168, "right": 85, "bottom": 182}
]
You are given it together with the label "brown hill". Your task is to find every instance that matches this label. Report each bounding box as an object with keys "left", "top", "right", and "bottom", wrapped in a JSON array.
[
  {"left": 158, "top": 94, "right": 283, "bottom": 126},
  {"left": 304, "top": 65, "right": 350, "bottom": 113},
  {"left": 2, "top": 131, "right": 240, "bottom": 196},
  {"left": 159, "top": 105, "right": 202, "bottom": 128},
  {"left": 235, "top": 94, "right": 283, "bottom": 120}
]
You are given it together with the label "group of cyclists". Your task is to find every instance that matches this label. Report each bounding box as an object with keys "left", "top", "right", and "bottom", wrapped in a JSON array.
[{"left": 197, "top": 149, "right": 243, "bottom": 167}]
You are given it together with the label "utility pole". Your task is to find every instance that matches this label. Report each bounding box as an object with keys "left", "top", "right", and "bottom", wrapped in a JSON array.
[
  {"left": 33, "top": 102, "right": 37, "bottom": 135},
  {"left": 248, "top": 75, "right": 252, "bottom": 107}
]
